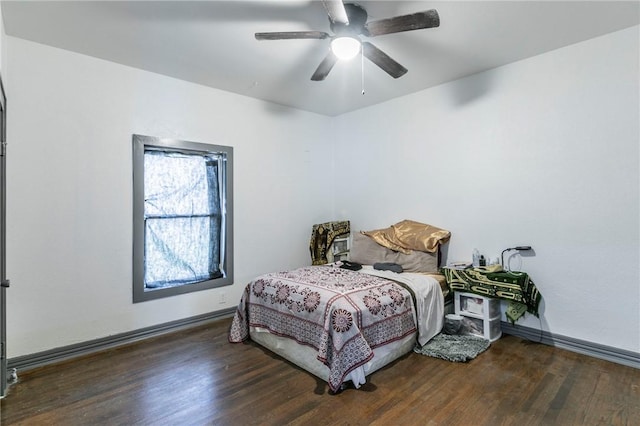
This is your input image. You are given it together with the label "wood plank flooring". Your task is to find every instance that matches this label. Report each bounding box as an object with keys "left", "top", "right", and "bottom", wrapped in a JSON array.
[{"left": 1, "top": 317, "right": 639, "bottom": 425}]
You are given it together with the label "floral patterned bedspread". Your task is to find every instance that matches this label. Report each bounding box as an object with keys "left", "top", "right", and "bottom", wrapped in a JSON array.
[{"left": 228, "top": 266, "right": 417, "bottom": 392}]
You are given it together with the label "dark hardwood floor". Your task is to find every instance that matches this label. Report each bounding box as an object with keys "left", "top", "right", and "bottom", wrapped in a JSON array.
[{"left": 1, "top": 317, "right": 638, "bottom": 425}]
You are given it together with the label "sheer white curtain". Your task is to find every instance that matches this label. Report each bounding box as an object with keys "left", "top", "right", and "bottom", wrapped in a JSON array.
[{"left": 143, "top": 151, "right": 222, "bottom": 289}]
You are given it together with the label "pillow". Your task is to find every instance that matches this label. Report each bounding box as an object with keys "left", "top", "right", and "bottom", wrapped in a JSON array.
[
  {"left": 387, "top": 249, "right": 438, "bottom": 273},
  {"left": 349, "top": 232, "right": 389, "bottom": 265},
  {"left": 349, "top": 232, "right": 439, "bottom": 273}
]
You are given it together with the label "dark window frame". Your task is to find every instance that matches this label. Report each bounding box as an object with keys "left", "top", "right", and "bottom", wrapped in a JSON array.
[{"left": 132, "top": 134, "right": 233, "bottom": 303}]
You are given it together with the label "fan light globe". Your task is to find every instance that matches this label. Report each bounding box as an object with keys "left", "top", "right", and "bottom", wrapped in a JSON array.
[{"left": 331, "top": 37, "right": 361, "bottom": 60}]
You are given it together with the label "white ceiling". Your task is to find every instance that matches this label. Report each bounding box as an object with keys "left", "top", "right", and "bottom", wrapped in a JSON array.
[{"left": 2, "top": 1, "right": 638, "bottom": 116}]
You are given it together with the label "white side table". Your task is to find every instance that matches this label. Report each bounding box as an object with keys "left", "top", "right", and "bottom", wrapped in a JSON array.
[{"left": 454, "top": 291, "right": 502, "bottom": 341}]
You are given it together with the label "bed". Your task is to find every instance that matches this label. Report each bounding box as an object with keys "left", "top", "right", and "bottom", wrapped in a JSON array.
[
  {"left": 229, "top": 221, "right": 451, "bottom": 392},
  {"left": 228, "top": 264, "right": 445, "bottom": 392}
]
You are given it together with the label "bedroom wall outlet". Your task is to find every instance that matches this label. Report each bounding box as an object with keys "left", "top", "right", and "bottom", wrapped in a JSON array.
[{"left": 219, "top": 291, "right": 226, "bottom": 304}]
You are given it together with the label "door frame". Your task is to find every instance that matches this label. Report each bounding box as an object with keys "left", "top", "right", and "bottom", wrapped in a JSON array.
[{"left": 0, "top": 73, "right": 8, "bottom": 397}]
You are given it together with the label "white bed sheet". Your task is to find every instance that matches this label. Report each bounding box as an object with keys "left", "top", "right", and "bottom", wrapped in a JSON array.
[{"left": 358, "top": 266, "right": 444, "bottom": 346}]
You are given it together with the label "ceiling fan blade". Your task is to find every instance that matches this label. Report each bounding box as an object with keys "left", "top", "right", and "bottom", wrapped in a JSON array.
[
  {"left": 255, "top": 31, "right": 330, "bottom": 40},
  {"left": 362, "top": 42, "right": 407, "bottom": 79},
  {"left": 322, "top": 0, "right": 349, "bottom": 25},
  {"left": 364, "top": 9, "right": 440, "bottom": 37},
  {"left": 311, "top": 51, "right": 339, "bottom": 81}
]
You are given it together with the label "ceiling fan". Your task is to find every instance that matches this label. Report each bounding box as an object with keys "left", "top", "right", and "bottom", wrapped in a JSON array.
[{"left": 255, "top": 1, "right": 440, "bottom": 81}]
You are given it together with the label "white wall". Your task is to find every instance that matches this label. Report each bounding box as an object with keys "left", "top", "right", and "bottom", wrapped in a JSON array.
[
  {"left": 0, "top": 4, "right": 4, "bottom": 73},
  {"left": 5, "top": 26, "right": 639, "bottom": 359},
  {"left": 5, "top": 37, "right": 335, "bottom": 357},
  {"left": 333, "top": 26, "right": 640, "bottom": 353}
]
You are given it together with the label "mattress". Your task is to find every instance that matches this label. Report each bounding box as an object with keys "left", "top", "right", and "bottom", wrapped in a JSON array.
[{"left": 250, "top": 325, "right": 416, "bottom": 388}]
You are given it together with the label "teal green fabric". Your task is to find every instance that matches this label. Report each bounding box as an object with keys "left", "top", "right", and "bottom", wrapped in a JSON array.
[{"left": 443, "top": 268, "right": 541, "bottom": 323}]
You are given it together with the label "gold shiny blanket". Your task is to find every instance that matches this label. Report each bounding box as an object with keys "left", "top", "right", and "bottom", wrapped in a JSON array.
[{"left": 364, "top": 219, "right": 451, "bottom": 254}]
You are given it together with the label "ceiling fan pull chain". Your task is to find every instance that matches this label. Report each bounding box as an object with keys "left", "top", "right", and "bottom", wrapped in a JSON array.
[{"left": 361, "top": 47, "right": 365, "bottom": 95}]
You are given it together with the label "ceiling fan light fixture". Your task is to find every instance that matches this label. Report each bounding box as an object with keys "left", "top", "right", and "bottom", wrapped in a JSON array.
[{"left": 331, "top": 36, "right": 361, "bottom": 60}]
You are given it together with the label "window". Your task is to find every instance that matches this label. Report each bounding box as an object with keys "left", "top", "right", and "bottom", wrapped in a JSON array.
[{"left": 132, "top": 135, "right": 233, "bottom": 302}]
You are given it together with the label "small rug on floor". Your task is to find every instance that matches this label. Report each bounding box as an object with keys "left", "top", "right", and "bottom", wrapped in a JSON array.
[{"left": 414, "top": 333, "right": 491, "bottom": 362}]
